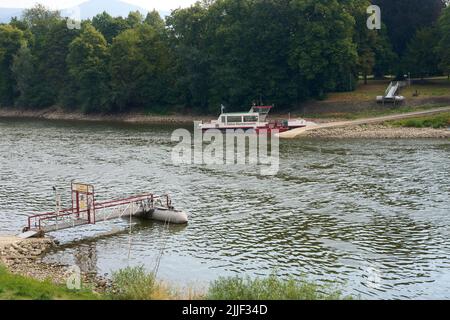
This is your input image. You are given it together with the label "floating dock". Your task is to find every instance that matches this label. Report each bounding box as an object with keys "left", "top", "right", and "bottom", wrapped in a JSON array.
[{"left": 21, "top": 182, "right": 188, "bottom": 238}]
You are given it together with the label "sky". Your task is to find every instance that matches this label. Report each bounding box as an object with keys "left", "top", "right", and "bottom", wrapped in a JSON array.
[{"left": 0, "top": 0, "right": 198, "bottom": 11}]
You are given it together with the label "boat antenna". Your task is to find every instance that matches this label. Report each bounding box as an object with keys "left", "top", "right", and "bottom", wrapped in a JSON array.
[{"left": 221, "top": 104, "right": 226, "bottom": 114}]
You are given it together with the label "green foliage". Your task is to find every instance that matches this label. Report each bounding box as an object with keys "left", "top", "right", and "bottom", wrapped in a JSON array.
[
  {"left": 206, "top": 273, "right": 347, "bottom": 300},
  {"left": 371, "top": 0, "right": 446, "bottom": 58},
  {"left": 0, "top": 2, "right": 448, "bottom": 113},
  {"left": 145, "top": 10, "right": 165, "bottom": 31},
  {"left": 390, "top": 112, "right": 450, "bottom": 129},
  {"left": 0, "top": 264, "right": 98, "bottom": 300},
  {"left": 110, "top": 266, "right": 172, "bottom": 300},
  {"left": 1, "top": 264, "right": 351, "bottom": 300},
  {"left": 92, "top": 12, "right": 129, "bottom": 44},
  {"left": 437, "top": 6, "right": 450, "bottom": 78},
  {"left": 403, "top": 27, "right": 440, "bottom": 79},
  {"left": 126, "top": 11, "right": 145, "bottom": 29},
  {"left": 289, "top": 0, "right": 358, "bottom": 96},
  {"left": 0, "top": 25, "right": 24, "bottom": 106},
  {"left": 110, "top": 24, "right": 174, "bottom": 111},
  {"left": 372, "top": 26, "right": 397, "bottom": 78},
  {"left": 67, "top": 24, "right": 111, "bottom": 112},
  {"left": 12, "top": 44, "right": 42, "bottom": 107}
]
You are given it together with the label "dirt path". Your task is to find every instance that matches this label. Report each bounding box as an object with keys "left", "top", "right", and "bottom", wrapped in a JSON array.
[{"left": 278, "top": 106, "right": 450, "bottom": 139}]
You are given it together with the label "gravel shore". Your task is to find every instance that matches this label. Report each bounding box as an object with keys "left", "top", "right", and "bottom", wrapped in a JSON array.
[
  {"left": 303, "top": 124, "right": 450, "bottom": 139},
  {"left": 0, "top": 236, "right": 109, "bottom": 292},
  {"left": 0, "top": 107, "right": 211, "bottom": 124}
]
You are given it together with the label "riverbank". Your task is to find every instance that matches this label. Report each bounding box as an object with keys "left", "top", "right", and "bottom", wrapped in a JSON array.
[
  {"left": 0, "top": 236, "right": 109, "bottom": 293},
  {"left": 304, "top": 124, "right": 450, "bottom": 139},
  {"left": 0, "top": 107, "right": 212, "bottom": 124},
  {"left": 0, "top": 236, "right": 347, "bottom": 300},
  {"left": 1, "top": 105, "right": 449, "bottom": 139}
]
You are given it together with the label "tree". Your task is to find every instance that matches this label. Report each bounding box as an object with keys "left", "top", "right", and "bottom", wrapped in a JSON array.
[
  {"left": 371, "top": 0, "right": 446, "bottom": 57},
  {"left": 372, "top": 26, "right": 397, "bottom": 78},
  {"left": 12, "top": 5, "right": 73, "bottom": 108},
  {"left": 21, "top": 3, "right": 61, "bottom": 45},
  {"left": 144, "top": 10, "right": 165, "bottom": 31},
  {"left": 345, "top": 0, "right": 377, "bottom": 84},
  {"left": 110, "top": 24, "right": 174, "bottom": 111},
  {"left": 67, "top": 24, "right": 110, "bottom": 112},
  {"left": 167, "top": 2, "right": 212, "bottom": 111},
  {"left": 40, "top": 19, "right": 80, "bottom": 104},
  {"left": 403, "top": 27, "right": 440, "bottom": 80},
  {"left": 0, "top": 25, "right": 25, "bottom": 106},
  {"left": 289, "top": 0, "right": 358, "bottom": 98},
  {"left": 437, "top": 5, "right": 450, "bottom": 79},
  {"left": 92, "top": 12, "right": 128, "bottom": 43},
  {"left": 127, "top": 11, "right": 144, "bottom": 28},
  {"left": 11, "top": 44, "right": 43, "bottom": 107}
]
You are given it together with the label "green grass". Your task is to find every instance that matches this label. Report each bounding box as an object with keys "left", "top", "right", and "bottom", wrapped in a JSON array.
[
  {"left": 306, "top": 104, "right": 446, "bottom": 120},
  {"left": 388, "top": 112, "right": 450, "bottom": 129},
  {"left": 0, "top": 264, "right": 99, "bottom": 300},
  {"left": 109, "top": 266, "right": 173, "bottom": 300},
  {"left": 327, "top": 78, "right": 450, "bottom": 103},
  {"left": 1, "top": 264, "right": 351, "bottom": 300},
  {"left": 401, "top": 79, "right": 450, "bottom": 98},
  {"left": 205, "top": 273, "right": 348, "bottom": 300},
  {"left": 108, "top": 267, "right": 350, "bottom": 300}
]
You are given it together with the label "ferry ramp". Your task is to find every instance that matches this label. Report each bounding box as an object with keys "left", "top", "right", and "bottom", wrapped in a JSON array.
[{"left": 278, "top": 106, "right": 450, "bottom": 139}]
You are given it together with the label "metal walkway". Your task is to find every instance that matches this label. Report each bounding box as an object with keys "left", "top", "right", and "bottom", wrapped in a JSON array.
[{"left": 24, "top": 183, "right": 171, "bottom": 235}]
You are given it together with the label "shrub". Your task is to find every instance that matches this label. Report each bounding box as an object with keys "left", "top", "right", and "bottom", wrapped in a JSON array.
[
  {"left": 110, "top": 266, "right": 172, "bottom": 300},
  {"left": 206, "top": 273, "right": 347, "bottom": 300}
]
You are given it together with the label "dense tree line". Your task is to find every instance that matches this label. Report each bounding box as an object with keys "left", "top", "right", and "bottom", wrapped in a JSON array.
[{"left": 0, "top": 0, "right": 449, "bottom": 114}]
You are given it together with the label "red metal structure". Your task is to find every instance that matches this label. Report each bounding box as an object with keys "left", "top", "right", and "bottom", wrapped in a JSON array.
[
  {"left": 25, "top": 183, "right": 171, "bottom": 233},
  {"left": 71, "top": 182, "right": 95, "bottom": 223}
]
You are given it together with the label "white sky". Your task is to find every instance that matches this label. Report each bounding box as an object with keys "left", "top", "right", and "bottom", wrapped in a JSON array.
[{"left": 0, "top": 0, "right": 198, "bottom": 11}]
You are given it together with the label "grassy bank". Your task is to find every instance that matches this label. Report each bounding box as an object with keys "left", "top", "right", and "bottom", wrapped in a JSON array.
[
  {"left": 206, "top": 274, "right": 347, "bottom": 300},
  {"left": 0, "top": 264, "right": 98, "bottom": 300},
  {"left": 1, "top": 262, "right": 349, "bottom": 300},
  {"left": 108, "top": 266, "right": 348, "bottom": 300},
  {"left": 327, "top": 78, "right": 450, "bottom": 103},
  {"left": 302, "top": 78, "right": 450, "bottom": 120},
  {"left": 388, "top": 112, "right": 450, "bottom": 129},
  {"left": 305, "top": 104, "right": 448, "bottom": 120}
]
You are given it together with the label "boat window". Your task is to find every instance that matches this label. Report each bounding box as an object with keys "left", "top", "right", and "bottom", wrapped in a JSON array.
[
  {"left": 227, "top": 116, "right": 242, "bottom": 123},
  {"left": 244, "top": 116, "right": 258, "bottom": 122},
  {"left": 221, "top": 116, "right": 226, "bottom": 123},
  {"left": 253, "top": 107, "right": 270, "bottom": 115}
]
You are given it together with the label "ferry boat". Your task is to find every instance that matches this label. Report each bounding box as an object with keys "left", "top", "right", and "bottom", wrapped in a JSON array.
[{"left": 199, "top": 105, "right": 311, "bottom": 133}]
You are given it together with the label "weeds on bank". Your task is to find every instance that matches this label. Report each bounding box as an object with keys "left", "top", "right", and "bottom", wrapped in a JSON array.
[
  {"left": 109, "top": 267, "right": 350, "bottom": 300},
  {"left": 109, "top": 266, "right": 174, "bottom": 300},
  {"left": 206, "top": 273, "right": 348, "bottom": 300}
]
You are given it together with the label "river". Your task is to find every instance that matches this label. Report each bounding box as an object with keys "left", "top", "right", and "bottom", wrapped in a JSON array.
[{"left": 0, "top": 118, "right": 449, "bottom": 299}]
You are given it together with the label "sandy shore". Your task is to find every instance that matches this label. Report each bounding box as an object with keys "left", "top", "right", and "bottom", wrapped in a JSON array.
[
  {"left": 0, "top": 107, "right": 212, "bottom": 124},
  {"left": 304, "top": 124, "right": 450, "bottom": 139},
  {"left": 0, "top": 236, "right": 109, "bottom": 291}
]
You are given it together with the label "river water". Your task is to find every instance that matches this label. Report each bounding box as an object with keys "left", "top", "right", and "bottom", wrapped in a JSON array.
[{"left": 0, "top": 118, "right": 449, "bottom": 299}]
